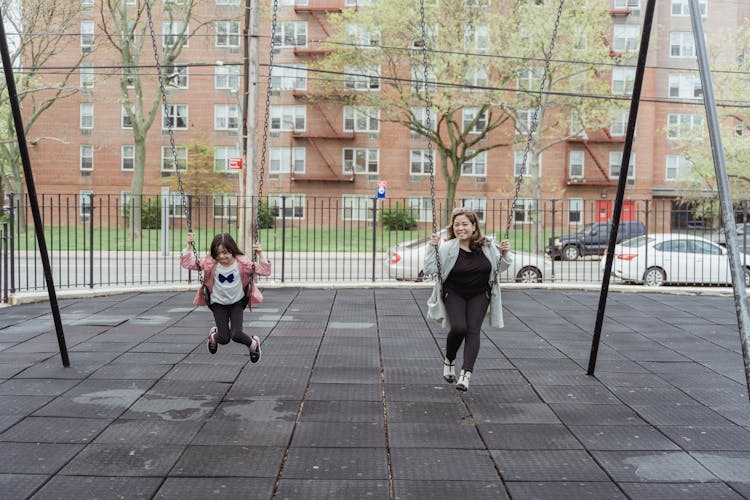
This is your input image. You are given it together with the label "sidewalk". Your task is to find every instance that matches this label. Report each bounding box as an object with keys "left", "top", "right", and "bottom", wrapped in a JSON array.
[{"left": 1, "top": 288, "right": 749, "bottom": 499}]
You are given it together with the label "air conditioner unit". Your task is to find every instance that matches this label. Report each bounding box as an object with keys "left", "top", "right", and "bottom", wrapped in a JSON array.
[
  {"left": 476, "top": 177, "right": 486, "bottom": 183},
  {"left": 80, "top": 129, "right": 92, "bottom": 135}
]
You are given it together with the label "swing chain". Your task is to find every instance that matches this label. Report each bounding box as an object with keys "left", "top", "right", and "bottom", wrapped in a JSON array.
[
  {"left": 255, "top": 0, "right": 279, "bottom": 250},
  {"left": 418, "top": 0, "right": 441, "bottom": 282},
  {"left": 504, "top": 0, "right": 565, "bottom": 241}
]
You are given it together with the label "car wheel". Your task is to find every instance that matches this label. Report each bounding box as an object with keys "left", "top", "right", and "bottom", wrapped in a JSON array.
[
  {"left": 644, "top": 267, "right": 665, "bottom": 287},
  {"left": 562, "top": 245, "right": 579, "bottom": 261},
  {"left": 516, "top": 266, "right": 542, "bottom": 283}
]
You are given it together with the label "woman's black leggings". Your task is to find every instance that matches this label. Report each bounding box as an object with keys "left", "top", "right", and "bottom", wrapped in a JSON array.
[{"left": 443, "top": 290, "right": 490, "bottom": 373}]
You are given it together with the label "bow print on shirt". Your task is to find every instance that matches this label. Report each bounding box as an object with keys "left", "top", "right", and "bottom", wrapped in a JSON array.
[{"left": 218, "top": 273, "right": 235, "bottom": 283}]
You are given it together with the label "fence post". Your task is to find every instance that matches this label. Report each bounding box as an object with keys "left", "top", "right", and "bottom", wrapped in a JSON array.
[
  {"left": 2, "top": 222, "right": 7, "bottom": 303},
  {"left": 281, "top": 196, "right": 286, "bottom": 283},
  {"left": 8, "top": 192, "right": 14, "bottom": 294},
  {"left": 160, "top": 187, "right": 170, "bottom": 256},
  {"left": 371, "top": 197, "right": 378, "bottom": 282},
  {"left": 89, "top": 195, "right": 94, "bottom": 289},
  {"left": 550, "top": 199, "right": 556, "bottom": 279}
]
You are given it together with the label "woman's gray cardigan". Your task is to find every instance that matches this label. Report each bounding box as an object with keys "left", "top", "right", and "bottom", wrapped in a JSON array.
[{"left": 423, "top": 238, "right": 511, "bottom": 328}]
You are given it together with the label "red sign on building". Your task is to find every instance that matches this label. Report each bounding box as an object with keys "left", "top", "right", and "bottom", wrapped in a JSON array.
[{"left": 228, "top": 157, "right": 243, "bottom": 170}]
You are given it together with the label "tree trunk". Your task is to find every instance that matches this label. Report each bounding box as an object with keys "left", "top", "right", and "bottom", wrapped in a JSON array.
[{"left": 129, "top": 140, "right": 147, "bottom": 239}]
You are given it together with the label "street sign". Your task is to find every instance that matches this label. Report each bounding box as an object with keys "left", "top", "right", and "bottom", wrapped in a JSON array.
[
  {"left": 229, "top": 157, "right": 243, "bottom": 170},
  {"left": 376, "top": 181, "right": 387, "bottom": 199}
]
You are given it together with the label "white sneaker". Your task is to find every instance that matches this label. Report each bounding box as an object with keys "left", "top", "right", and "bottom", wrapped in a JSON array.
[
  {"left": 443, "top": 359, "right": 456, "bottom": 383},
  {"left": 456, "top": 370, "right": 471, "bottom": 392}
]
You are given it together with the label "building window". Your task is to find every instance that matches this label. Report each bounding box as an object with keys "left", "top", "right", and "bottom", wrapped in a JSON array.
[
  {"left": 463, "top": 67, "right": 488, "bottom": 89},
  {"left": 270, "top": 105, "right": 306, "bottom": 132},
  {"left": 609, "top": 152, "right": 635, "bottom": 181},
  {"left": 80, "top": 191, "right": 93, "bottom": 220},
  {"left": 344, "top": 65, "right": 380, "bottom": 91},
  {"left": 514, "top": 199, "right": 535, "bottom": 224},
  {"left": 464, "top": 23, "right": 489, "bottom": 51},
  {"left": 517, "top": 67, "right": 542, "bottom": 92},
  {"left": 614, "top": 0, "right": 640, "bottom": 9},
  {"left": 213, "top": 193, "right": 238, "bottom": 220},
  {"left": 410, "top": 107, "right": 436, "bottom": 138},
  {"left": 671, "top": 0, "right": 706, "bottom": 16},
  {"left": 410, "top": 149, "right": 433, "bottom": 175},
  {"left": 165, "top": 65, "right": 188, "bottom": 88},
  {"left": 271, "top": 64, "right": 307, "bottom": 91},
  {"left": 270, "top": 147, "right": 305, "bottom": 174},
  {"left": 514, "top": 150, "right": 539, "bottom": 177},
  {"left": 80, "top": 103, "right": 94, "bottom": 130},
  {"left": 667, "top": 113, "right": 704, "bottom": 139},
  {"left": 515, "top": 109, "right": 534, "bottom": 137},
  {"left": 343, "top": 148, "right": 379, "bottom": 174},
  {"left": 412, "top": 23, "right": 438, "bottom": 49},
  {"left": 268, "top": 194, "right": 305, "bottom": 219},
  {"left": 668, "top": 73, "right": 702, "bottom": 99},
  {"left": 216, "top": 20, "right": 240, "bottom": 47},
  {"left": 215, "top": 65, "right": 240, "bottom": 91},
  {"left": 162, "top": 104, "right": 188, "bottom": 130},
  {"left": 459, "top": 197, "right": 486, "bottom": 223},
  {"left": 411, "top": 65, "right": 437, "bottom": 94},
  {"left": 120, "top": 191, "right": 131, "bottom": 216},
  {"left": 568, "top": 198, "right": 583, "bottom": 224},
  {"left": 343, "top": 106, "right": 379, "bottom": 132},
  {"left": 570, "top": 110, "right": 587, "bottom": 137},
  {"left": 80, "top": 63, "right": 94, "bottom": 88},
  {"left": 612, "top": 67, "right": 635, "bottom": 95},
  {"left": 345, "top": 23, "right": 381, "bottom": 47},
  {"left": 123, "top": 66, "right": 136, "bottom": 88},
  {"left": 408, "top": 196, "right": 432, "bottom": 222},
  {"left": 462, "top": 108, "right": 487, "bottom": 134},
  {"left": 80, "top": 145, "right": 93, "bottom": 171},
  {"left": 342, "top": 195, "right": 375, "bottom": 221},
  {"left": 214, "top": 146, "right": 240, "bottom": 172},
  {"left": 569, "top": 151, "right": 584, "bottom": 178},
  {"left": 121, "top": 145, "right": 134, "bottom": 171},
  {"left": 274, "top": 22, "right": 308, "bottom": 48},
  {"left": 214, "top": 104, "right": 239, "bottom": 131},
  {"left": 121, "top": 106, "right": 133, "bottom": 129},
  {"left": 670, "top": 32, "right": 695, "bottom": 58},
  {"left": 167, "top": 193, "right": 185, "bottom": 218},
  {"left": 161, "top": 146, "right": 188, "bottom": 171},
  {"left": 216, "top": 0, "right": 240, "bottom": 4},
  {"left": 80, "top": 20, "right": 94, "bottom": 52},
  {"left": 666, "top": 154, "right": 690, "bottom": 180},
  {"left": 163, "top": 21, "right": 188, "bottom": 48},
  {"left": 345, "top": 0, "right": 372, "bottom": 5},
  {"left": 613, "top": 24, "right": 640, "bottom": 53},
  {"left": 462, "top": 151, "right": 487, "bottom": 176},
  {"left": 610, "top": 109, "right": 628, "bottom": 136}
]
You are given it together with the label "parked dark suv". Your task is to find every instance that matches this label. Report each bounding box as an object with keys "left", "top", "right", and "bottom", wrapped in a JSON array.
[{"left": 547, "top": 220, "right": 647, "bottom": 260}]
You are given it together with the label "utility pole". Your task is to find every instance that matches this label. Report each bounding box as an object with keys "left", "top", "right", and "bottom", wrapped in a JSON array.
[{"left": 242, "top": 0, "right": 260, "bottom": 252}]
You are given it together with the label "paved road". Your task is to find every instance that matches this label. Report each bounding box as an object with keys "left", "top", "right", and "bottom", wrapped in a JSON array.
[{"left": 1, "top": 288, "right": 750, "bottom": 499}]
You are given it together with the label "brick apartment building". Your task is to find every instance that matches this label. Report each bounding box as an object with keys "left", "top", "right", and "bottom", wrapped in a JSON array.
[{"left": 19, "top": 0, "right": 750, "bottom": 229}]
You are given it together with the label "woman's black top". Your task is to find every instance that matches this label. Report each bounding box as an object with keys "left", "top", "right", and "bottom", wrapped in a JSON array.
[{"left": 444, "top": 247, "right": 491, "bottom": 299}]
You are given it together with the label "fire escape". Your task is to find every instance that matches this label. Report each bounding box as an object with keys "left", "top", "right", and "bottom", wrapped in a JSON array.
[{"left": 566, "top": 130, "right": 623, "bottom": 187}]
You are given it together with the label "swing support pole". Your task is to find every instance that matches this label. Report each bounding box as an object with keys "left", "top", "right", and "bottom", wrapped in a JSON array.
[
  {"left": 0, "top": 6, "right": 69, "bottom": 367},
  {"left": 688, "top": 0, "right": 750, "bottom": 400},
  {"left": 588, "top": 0, "right": 655, "bottom": 376}
]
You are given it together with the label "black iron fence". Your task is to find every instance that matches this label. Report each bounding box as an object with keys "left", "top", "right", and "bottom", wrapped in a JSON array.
[{"left": 1, "top": 193, "right": 747, "bottom": 301}]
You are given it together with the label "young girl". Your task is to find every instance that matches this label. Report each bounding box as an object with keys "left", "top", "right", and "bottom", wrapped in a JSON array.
[
  {"left": 423, "top": 208, "right": 511, "bottom": 391},
  {"left": 180, "top": 232, "right": 272, "bottom": 360}
]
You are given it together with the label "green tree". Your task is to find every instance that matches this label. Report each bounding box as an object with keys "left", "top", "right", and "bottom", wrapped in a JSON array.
[{"left": 314, "top": 0, "right": 616, "bottom": 240}]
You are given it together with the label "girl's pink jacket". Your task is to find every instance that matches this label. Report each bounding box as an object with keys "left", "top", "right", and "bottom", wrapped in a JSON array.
[{"left": 180, "top": 252, "right": 272, "bottom": 308}]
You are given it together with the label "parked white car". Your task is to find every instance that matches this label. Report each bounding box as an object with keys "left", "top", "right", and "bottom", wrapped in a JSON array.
[
  {"left": 387, "top": 231, "right": 553, "bottom": 283},
  {"left": 603, "top": 233, "right": 750, "bottom": 287}
]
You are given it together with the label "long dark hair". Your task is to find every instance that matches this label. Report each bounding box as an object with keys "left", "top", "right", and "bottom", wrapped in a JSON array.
[
  {"left": 210, "top": 233, "right": 244, "bottom": 259},
  {"left": 446, "top": 208, "right": 487, "bottom": 251}
]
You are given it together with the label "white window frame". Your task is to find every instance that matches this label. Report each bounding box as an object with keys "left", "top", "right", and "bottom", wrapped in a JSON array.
[
  {"left": 344, "top": 65, "right": 381, "bottom": 91},
  {"left": 80, "top": 62, "right": 94, "bottom": 88},
  {"left": 161, "top": 146, "right": 188, "bottom": 171},
  {"left": 214, "top": 146, "right": 240, "bottom": 172},
  {"left": 462, "top": 151, "right": 487, "bottom": 177},
  {"left": 614, "top": 0, "right": 640, "bottom": 9},
  {"left": 568, "top": 198, "right": 583, "bottom": 224},
  {"left": 80, "top": 103, "right": 94, "bottom": 129},
  {"left": 342, "top": 194, "right": 375, "bottom": 221},
  {"left": 345, "top": 23, "right": 381, "bottom": 47},
  {"left": 411, "top": 65, "right": 437, "bottom": 94},
  {"left": 121, "top": 145, "right": 135, "bottom": 171},
  {"left": 668, "top": 73, "right": 702, "bottom": 99},
  {"left": 162, "top": 104, "right": 188, "bottom": 130},
  {"left": 271, "top": 64, "right": 307, "bottom": 91},
  {"left": 464, "top": 67, "right": 488, "bottom": 89},
  {"left": 515, "top": 109, "right": 534, "bottom": 137},
  {"left": 215, "top": 65, "right": 240, "bottom": 91},
  {"left": 80, "top": 145, "right": 93, "bottom": 171},
  {"left": 270, "top": 105, "right": 306, "bottom": 132},
  {"left": 343, "top": 106, "right": 379, "bottom": 132},
  {"left": 462, "top": 108, "right": 488, "bottom": 134},
  {"left": 167, "top": 193, "right": 185, "bottom": 219},
  {"left": 410, "top": 149, "right": 433, "bottom": 175},
  {"left": 514, "top": 199, "right": 535, "bottom": 224},
  {"left": 671, "top": 0, "right": 706, "bottom": 17},
  {"left": 613, "top": 24, "right": 640, "bottom": 53},
  {"left": 343, "top": 148, "right": 379, "bottom": 174},
  {"left": 121, "top": 105, "right": 133, "bottom": 129},
  {"left": 268, "top": 194, "right": 306, "bottom": 219},
  {"left": 517, "top": 67, "right": 542, "bottom": 91},
  {"left": 275, "top": 22, "right": 308, "bottom": 48},
  {"left": 216, "top": 0, "right": 241, "bottom": 5},
  {"left": 670, "top": 32, "right": 695, "bottom": 58},
  {"left": 213, "top": 193, "right": 238, "bottom": 220},
  {"left": 407, "top": 196, "right": 432, "bottom": 222},
  {"left": 666, "top": 154, "right": 690, "bottom": 181},
  {"left": 270, "top": 147, "right": 306, "bottom": 174},
  {"left": 163, "top": 21, "right": 188, "bottom": 48},
  {"left": 514, "top": 150, "right": 540, "bottom": 177},
  {"left": 165, "top": 65, "right": 188, "bottom": 89},
  {"left": 569, "top": 151, "right": 584, "bottom": 178},
  {"left": 80, "top": 20, "right": 94, "bottom": 50},
  {"left": 612, "top": 67, "right": 635, "bottom": 95},
  {"left": 609, "top": 152, "right": 636, "bottom": 180},
  {"left": 80, "top": 190, "right": 93, "bottom": 220},
  {"left": 214, "top": 104, "right": 240, "bottom": 131},
  {"left": 667, "top": 113, "right": 704, "bottom": 139},
  {"left": 610, "top": 109, "right": 628, "bottom": 136},
  {"left": 410, "top": 107, "right": 437, "bottom": 138},
  {"left": 464, "top": 23, "right": 489, "bottom": 51},
  {"left": 215, "top": 20, "right": 241, "bottom": 47}
]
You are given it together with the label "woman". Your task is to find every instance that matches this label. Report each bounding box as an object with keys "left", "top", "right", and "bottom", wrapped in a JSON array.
[{"left": 423, "top": 208, "right": 511, "bottom": 391}]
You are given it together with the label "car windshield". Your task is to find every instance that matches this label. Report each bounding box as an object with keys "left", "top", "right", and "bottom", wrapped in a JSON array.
[{"left": 620, "top": 235, "right": 653, "bottom": 248}]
